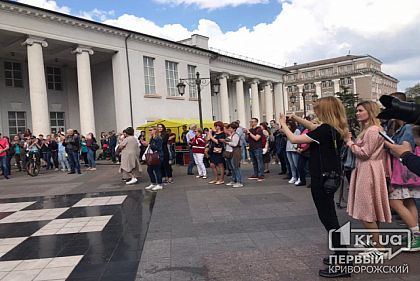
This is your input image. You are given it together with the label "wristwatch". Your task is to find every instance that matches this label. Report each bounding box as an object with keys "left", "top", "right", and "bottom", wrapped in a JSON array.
[{"left": 399, "top": 151, "right": 411, "bottom": 163}]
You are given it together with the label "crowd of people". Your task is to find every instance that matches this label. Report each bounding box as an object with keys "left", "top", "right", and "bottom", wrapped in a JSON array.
[
  {"left": 0, "top": 128, "right": 100, "bottom": 178},
  {"left": 1, "top": 92, "right": 419, "bottom": 279},
  {"left": 133, "top": 93, "right": 419, "bottom": 278}
]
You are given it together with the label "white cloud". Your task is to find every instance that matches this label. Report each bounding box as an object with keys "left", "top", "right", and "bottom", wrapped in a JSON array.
[
  {"left": 78, "top": 9, "right": 115, "bottom": 22},
  {"left": 15, "top": 0, "right": 420, "bottom": 90},
  {"left": 154, "top": 0, "right": 269, "bottom": 10},
  {"left": 104, "top": 14, "right": 192, "bottom": 40},
  {"left": 16, "top": 0, "right": 71, "bottom": 14}
]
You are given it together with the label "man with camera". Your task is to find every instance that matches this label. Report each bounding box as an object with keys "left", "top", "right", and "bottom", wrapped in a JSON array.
[
  {"left": 244, "top": 118, "right": 265, "bottom": 182},
  {"left": 378, "top": 94, "right": 420, "bottom": 176},
  {"left": 386, "top": 127, "right": 420, "bottom": 176}
]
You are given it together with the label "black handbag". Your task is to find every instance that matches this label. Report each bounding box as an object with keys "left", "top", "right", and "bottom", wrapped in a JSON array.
[{"left": 319, "top": 127, "right": 343, "bottom": 195}]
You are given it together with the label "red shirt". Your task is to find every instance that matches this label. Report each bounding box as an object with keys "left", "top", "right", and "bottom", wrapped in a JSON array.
[
  {"left": 191, "top": 135, "right": 206, "bottom": 154},
  {"left": 0, "top": 138, "right": 9, "bottom": 157}
]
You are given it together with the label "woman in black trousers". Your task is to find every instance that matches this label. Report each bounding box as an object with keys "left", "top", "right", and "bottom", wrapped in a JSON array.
[
  {"left": 157, "top": 124, "right": 173, "bottom": 184},
  {"left": 279, "top": 96, "right": 350, "bottom": 278}
]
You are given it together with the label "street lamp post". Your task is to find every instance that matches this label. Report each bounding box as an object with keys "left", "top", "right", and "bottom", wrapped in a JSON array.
[
  {"left": 290, "top": 88, "right": 318, "bottom": 117},
  {"left": 176, "top": 72, "right": 220, "bottom": 129}
]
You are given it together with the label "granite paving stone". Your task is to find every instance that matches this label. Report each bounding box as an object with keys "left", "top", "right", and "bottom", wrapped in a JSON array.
[{"left": 137, "top": 165, "right": 420, "bottom": 281}]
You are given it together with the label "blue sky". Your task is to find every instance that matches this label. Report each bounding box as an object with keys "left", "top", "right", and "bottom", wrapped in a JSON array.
[{"left": 56, "top": 0, "right": 281, "bottom": 32}]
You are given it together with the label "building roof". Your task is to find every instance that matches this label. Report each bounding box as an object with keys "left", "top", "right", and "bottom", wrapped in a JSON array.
[
  {"left": 283, "top": 55, "right": 382, "bottom": 71},
  {"left": 3, "top": 0, "right": 286, "bottom": 73}
]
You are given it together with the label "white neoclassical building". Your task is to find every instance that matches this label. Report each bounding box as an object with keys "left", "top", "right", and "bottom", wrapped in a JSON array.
[{"left": 0, "top": 1, "right": 287, "bottom": 137}]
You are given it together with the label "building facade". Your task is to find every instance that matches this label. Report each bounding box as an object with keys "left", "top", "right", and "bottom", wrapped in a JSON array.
[
  {"left": 0, "top": 1, "right": 287, "bottom": 137},
  {"left": 282, "top": 55, "right": 399, "bottom": 114}
]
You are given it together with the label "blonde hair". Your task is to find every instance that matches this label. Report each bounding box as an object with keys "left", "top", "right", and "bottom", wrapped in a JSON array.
[
  {"left": 356, "top": 101, "right": 382, "bottom": 139},
  {"left": 313, "top": 96, "right": 349, "bottom": 139}
]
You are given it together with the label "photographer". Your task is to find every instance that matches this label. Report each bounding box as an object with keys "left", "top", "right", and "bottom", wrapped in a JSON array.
[
  {"left": 378, "top": 93, "right": 420, "bottom": 177},
  {"left": 385, "top": 125, "right": 420, "bottom": 177}
]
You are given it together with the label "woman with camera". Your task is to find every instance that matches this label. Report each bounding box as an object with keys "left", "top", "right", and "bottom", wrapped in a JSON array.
[{"left": 279, "top": 96, "right": 350, "bottom": 278}]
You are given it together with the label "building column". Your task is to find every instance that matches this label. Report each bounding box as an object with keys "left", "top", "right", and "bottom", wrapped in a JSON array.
[
  {"left": 297, "top": 84, "right": 304, "bottom": 111},
  {"left": 235, "top": 76, "right": 246, "bottom": 126},
  {"left": 273, "top": 82, "right": 284, "bottom": 117},
  {"left": 112, "top": 50, "right": 132, "bottom": 132},
  {"left": 333, "top": 79, "right": 340, "bottom": 93},
  {"left": 314, "top": 81, "right": 322, "bottom": 98},
  {"left": 22, "top": 37, "right": 50, "bottom": 135},
  {"left": 218, "top": 73, "right": 230, "bottom": 122},
  {"left": 72, "top": 46, "right": 95, "bottom": 136},
  {"left": 264, "top": 82, "right": 274, "bottom": 122},
  {"left": 283, "top": 84, "right": 289, "bottom": 113},
  {"left": 250, "top": 79, "right": 260, "bottom": 121}
]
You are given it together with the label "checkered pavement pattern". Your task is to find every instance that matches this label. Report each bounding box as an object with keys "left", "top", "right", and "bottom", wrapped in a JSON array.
[{"left": 0, "top": 195, "right": 127, "bottom": 281}]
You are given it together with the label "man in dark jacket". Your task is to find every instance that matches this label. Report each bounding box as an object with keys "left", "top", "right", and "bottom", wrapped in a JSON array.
[
  {"left": 64, "top": 129, "right": 81, "bottom": 174},
  {"left": 108, "top": 131, "right": 118, "bottom": 163}
]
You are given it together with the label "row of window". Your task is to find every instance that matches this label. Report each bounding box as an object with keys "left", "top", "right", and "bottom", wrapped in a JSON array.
[
  {"left": 4, "top": 59, "right": 199, "bottom": 98},
  {"left": 288, "top": 104, "right": 314, "bottom": 112},
  {"left": 7, "top": 111, "right": 65, "bottom": 136},
  {"left": 286, "top": 65, "right": 356, "bottom": 81},
  {"left": 287, "top": 77, "right": 353, "bottom": 93},
  {"left": 4, "top": 62, "right": 63, "bottom": 91},
  {"left": 144, "top": 57, "right": 197, "bottom": 98}
]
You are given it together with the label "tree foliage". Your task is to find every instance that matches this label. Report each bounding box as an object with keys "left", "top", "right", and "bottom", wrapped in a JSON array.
[
  {"left": 405, "top": 83, "right": 420, "bottom": 103},
  {"left": 336, "top": 85, "right": 359, "bottom": 133}
]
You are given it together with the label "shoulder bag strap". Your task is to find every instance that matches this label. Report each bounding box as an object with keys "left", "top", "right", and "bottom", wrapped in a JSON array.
[{"left": 330, "top": 127, "right": 345, "bottom": 174}]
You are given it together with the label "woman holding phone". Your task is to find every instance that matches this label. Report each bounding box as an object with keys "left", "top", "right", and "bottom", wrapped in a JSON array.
[{"left": 279, "top": 96, "right": 350, "bottom": 278}]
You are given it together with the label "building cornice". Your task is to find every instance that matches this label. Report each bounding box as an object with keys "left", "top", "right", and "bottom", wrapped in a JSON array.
[
  {"left": 213, "top": 55, "right": 286, "bottom": 75},
  {"left": 130, "top": 34, "right": 212, "bottom": 58},
  {"left": 284, "top": 68, "right": 398, "bottom": 85}
]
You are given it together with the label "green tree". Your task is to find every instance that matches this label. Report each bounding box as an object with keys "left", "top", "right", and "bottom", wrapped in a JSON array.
[
  {"left": 336, "top": 85, "right": 359, "bottom": 133},
  {"left": 405, "top": 83, "right": 420, "bottom": 103}
]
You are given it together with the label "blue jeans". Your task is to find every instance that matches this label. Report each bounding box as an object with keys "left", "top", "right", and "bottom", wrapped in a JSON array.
[
  {"left": 229, "top": 158, "right": 242, "bottom": 183},
  {"left": 187, "top": 147, "right": 195, "bottom": 174},
  {"left": 286, "top": 151, "right": 299, "bottom": 179},
  {"left": 58, "top": 151, "right": 70, "bottom": 171},
  {"left": 67, "top": 150, "right": 80, "bottom": 173},
  {"left": 87, "top": 149, "right": 96, "bottom": 168},
  {"left": 43, "top": 151, "right": 53, "bottom": 169},
  {"left": 147, "top": 162, "right": 162, "bottom": 184},
  {"left": 249, "top": 148, "right": 264, "bottom": 177},
  {"left": 241, "top": 144, "right": 247, "bottom": 161},
  {"left": 0, "top": 156, "right": 9, "bottom": 177}
]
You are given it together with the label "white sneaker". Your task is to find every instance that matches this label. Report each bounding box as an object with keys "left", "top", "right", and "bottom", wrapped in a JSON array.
[
  {"left": 358, "top": 249, "right": 389, "bottom": 260},
  {"left": 288, "top": 177, "right": 297, "bottom": 184},
  {"left": 196, "top": 175, "right": 202, "bottom": 178},
  {"left": 145, "top": 184, "right": 156, "bottom": 190},
  {"left": 152, "top": 185, "right": 163, "bottom": 191},
  {"left": 232, "top": 183, "right": 244, "bottom": 188},
  {"left": 294, "top": 179, "right": 301, "bottom": 185},
  {"left": 126, "top": 178, "right": 138, "bottom": 185},
  {"left": 226, "top": 181, "right": 235, "bottom": 186},
  {"left": 202, "top": 176, "right": 207, "bottom": 179}
]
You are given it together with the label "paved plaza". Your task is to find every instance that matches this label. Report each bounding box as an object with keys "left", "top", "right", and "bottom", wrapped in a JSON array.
[{"left": 0, "top": 163, "right": 419, "bottom": 281}]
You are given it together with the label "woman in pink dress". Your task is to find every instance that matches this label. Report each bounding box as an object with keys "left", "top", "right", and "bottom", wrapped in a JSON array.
[{"left": 345, "top": 101, "right": 391, "bottom": 257}]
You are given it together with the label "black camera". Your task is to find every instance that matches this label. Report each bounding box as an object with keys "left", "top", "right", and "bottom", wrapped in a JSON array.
[{"left": 377, "top": 95, "right": 420, "bottom": 125}]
